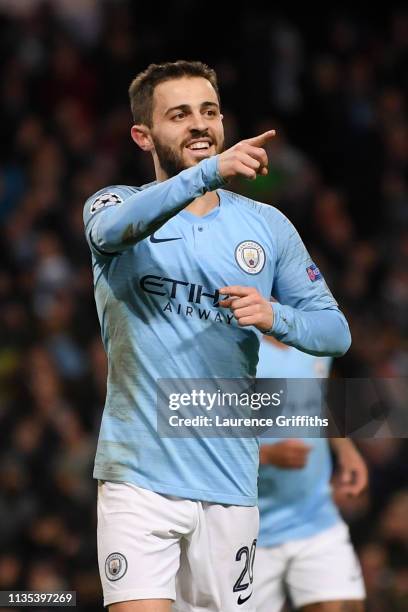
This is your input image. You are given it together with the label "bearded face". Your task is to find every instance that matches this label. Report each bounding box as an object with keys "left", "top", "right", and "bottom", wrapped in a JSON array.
[
  {"left": 151, "top": 128, "right": 224, "bottom": 178},
  {"left": 148, "top": 76, "right": 225, "bottom": 179}
]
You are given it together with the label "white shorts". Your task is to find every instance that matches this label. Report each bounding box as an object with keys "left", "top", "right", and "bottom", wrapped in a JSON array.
[
  {"left": 255, "top": 522, "right": 365, "bottom": 612},
  {"left": 97, "top": 481, "right": 259, "bottom": 611}
]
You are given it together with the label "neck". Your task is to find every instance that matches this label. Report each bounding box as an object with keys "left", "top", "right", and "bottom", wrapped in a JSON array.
[
  {"left": 185, "top": 190, "right": 219, "bottom": 216},
  {"left": 155, "top": 164, "right": 168, "bottom": 183}
]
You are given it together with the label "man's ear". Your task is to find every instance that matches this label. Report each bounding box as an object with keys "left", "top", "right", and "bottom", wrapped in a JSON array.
[{"left": 131, "top": 124, "right": 154, "bottom": 151}]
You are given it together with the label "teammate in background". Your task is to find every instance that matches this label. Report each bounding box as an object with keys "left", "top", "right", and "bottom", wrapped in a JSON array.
[
  {"left": 256, "top": 336, "right": 366, "bottom": 612},
  {"left": 83, "top": 60, "right": 351, "bottom": 611}
]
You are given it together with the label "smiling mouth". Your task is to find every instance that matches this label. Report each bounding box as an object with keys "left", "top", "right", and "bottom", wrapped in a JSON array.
[
  {"left": 187, "top": 143, "right": 210, "bottom": 151},
  {"left": 185, "top": 139, "right": 213, "bottom": 153}
]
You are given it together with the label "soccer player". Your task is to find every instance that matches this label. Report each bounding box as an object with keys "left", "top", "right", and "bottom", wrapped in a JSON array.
[
  {"left": 83, "top": 60, "right": 351, "bottom": 611},
  {"left": 256, "top": 336, "right": 366, "bottom": 612}
]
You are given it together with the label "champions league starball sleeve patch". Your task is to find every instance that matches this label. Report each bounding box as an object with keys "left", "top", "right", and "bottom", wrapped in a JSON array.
[
  {"left": 90, "top": 192, "right": 123, "bottom": 214},
  {"left": 306, "top": 263, "right": 323, "bottom": 282}
]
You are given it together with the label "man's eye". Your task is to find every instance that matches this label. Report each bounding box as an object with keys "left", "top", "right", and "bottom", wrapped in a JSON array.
[
  {"left": 173, "top": 113, "right": 185, "bottom": 120},
  {"left": 205, "top": 110, "right": 216, "bottom": 117}
]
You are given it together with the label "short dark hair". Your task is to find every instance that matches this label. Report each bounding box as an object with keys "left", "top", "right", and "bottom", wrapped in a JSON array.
[{"left": 128, "top": 60, "right": 220, "bottom": 126}]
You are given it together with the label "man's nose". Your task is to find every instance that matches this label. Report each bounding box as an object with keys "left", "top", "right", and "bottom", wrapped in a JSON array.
[{"left": 188, "top": 112, "right": 207, "bottom": 133}]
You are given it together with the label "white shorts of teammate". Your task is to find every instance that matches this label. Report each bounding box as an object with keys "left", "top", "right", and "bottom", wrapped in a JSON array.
[
  {"left": 255, "top": 522, "right": 366, "bottom": 612},
  {"left": 97, "top": 481, "right": 259, "bottom": 611}
]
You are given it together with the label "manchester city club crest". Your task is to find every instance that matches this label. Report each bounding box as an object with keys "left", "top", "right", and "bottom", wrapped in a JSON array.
[
  {"left": 235, "top": 241, "right": 266, "bottom": 274},
  {"left": 105, "top": 552, "right": 128, "bottom": 581}
]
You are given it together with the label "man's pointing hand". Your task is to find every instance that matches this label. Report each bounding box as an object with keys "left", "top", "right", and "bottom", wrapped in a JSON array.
[{"left": 217, "top": 130, "right": 276, "bottom": 181}]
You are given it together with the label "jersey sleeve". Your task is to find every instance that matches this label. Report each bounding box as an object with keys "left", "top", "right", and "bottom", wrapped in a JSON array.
[
  {"left": 266, "top": 212, "right": 351, "bottom": 357},
  {"left": 83, "top": 155, "right": 224, "bottom": 257},
  {"left": 83, "top": 185, "right": 136, "bottom": 257}
]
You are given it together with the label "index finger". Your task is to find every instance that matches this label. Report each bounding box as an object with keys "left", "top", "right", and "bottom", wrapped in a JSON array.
[
  {"left": 219, "top": 286, "right": 257, "bottom": 297},
  {"left": 244, "top": 130, "right": 276, "bottom": 148}
]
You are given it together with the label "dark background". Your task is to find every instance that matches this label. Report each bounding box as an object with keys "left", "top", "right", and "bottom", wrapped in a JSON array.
[{"left": 0, "top": 1, "right": 407, "bottom": 610}]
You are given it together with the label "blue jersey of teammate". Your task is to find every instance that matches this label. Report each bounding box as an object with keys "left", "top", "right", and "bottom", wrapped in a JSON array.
[
  {"left": 257, "top": 338, "right": 340, "bottom": 545},
  {"left": 83, "top": 156, "right": 350, "bottom": 506}
]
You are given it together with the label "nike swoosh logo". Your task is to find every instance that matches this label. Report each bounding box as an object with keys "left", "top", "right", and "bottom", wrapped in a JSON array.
[
  {"left": 237, "top": 591, "right": 252, "bottom": 605},
  {"left": 149, "top": 232, "right": 182, "bottom": 243}
]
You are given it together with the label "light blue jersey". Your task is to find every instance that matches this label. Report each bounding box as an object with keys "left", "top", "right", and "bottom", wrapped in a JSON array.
[
  {"left": 83, "top": 155, "right": 350, "bottom": 506},
  {"left": 257, "top": 339, "right": 340, "bottom": 545}
]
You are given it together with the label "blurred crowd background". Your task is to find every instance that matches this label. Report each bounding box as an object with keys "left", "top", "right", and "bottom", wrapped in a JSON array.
[{"left": 0, "top": 1, "right": 407, "bottom": 610}]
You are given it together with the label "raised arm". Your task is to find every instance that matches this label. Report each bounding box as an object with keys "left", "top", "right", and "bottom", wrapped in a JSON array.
[
  {"left": 84, "top": 156, "right": 223, "bottom": 255},
  {"left": 84, "top": 129, "right": 276, "bottom": 256}
]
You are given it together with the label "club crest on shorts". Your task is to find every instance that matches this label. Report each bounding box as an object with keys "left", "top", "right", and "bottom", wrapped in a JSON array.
[
  {"left": 90, "top": 192, "right": 123, "bottom": 214},
  {"left": 105, "top": 552, "right": 128, "bottom": 581},
  {"left": 235, "top": 241, "right": 266, "bottom": 275}
]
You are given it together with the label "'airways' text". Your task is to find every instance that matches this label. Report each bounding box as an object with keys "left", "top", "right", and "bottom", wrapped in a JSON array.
[{"left": 162, "top": 301, "right": 234, "bottom": 325}]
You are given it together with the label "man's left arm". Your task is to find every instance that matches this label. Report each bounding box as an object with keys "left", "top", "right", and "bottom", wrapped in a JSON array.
[{"left": 219, "top": 213, "right": 351, "bottom": 357}]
